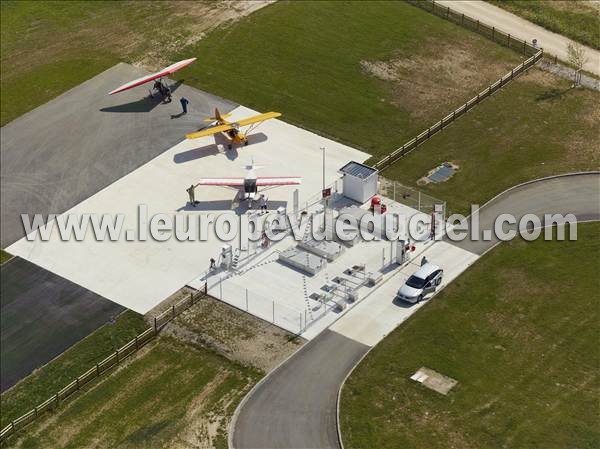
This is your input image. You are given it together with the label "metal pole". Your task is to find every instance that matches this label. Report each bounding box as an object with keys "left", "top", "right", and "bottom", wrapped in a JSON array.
[{"left": 321, "top": 146, "right": 326, "bottom": 190}]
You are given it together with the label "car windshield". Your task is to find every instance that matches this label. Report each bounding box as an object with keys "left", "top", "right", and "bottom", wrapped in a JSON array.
[{"left": 406, "top": 275, "right": 426, "bottom": 289}]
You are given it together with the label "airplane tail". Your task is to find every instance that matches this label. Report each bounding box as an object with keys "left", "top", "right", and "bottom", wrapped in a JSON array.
[{"left": 203, "top": 107, "right": 231, "bottom": 123}]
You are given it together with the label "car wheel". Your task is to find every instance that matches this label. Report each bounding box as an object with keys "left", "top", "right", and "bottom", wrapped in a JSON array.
[
  {"left": 418, "top": 295, "right": 423, "bottom": 303},
  {"left": 436, "top": 277, "right": 442, "bottom": 286}
]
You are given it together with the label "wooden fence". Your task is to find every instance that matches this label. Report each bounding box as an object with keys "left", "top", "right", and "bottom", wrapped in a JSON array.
[
  {"left": 375, "top": 0, "right": 543, "bottom": 171},
  {"left": 0, "top": 284, "right": 207, "bottom": 443}
]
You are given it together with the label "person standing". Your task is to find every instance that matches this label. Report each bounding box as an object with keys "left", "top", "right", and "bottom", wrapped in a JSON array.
[
  {"left": 186, "top": 184, "right": 196, "bottom": 206},
  {"left": 180, "top": 97, "right": 190, "bottom": 114}
]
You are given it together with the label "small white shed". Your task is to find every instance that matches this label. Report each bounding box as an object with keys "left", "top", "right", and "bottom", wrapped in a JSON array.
[{"left": 339, "top": 161, "right": 378, "bottom": 204}]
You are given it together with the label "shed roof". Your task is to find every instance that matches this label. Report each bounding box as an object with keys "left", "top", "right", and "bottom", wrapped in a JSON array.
[{"left": 339, "top": 161, "right": 378, "bottom": 179}]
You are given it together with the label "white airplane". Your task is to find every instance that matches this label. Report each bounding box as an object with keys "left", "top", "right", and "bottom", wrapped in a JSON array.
[{"left": 195, "top": 160, "right": 301, "bottom": 207}]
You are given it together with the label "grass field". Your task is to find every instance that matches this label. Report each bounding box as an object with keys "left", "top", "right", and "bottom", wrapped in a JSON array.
[
  {"left": 0, "top": 311, "right": 147, "bottom": 429},
  {"left": 181, "top": 0, "right": 522, "bottom": 158},
  {"left": 489, "top": 1, "right": 600, "bottom": 50},
  {"left": 7, "top": 337, "right": 261, "bottom": 449},
  {"left": 383, "top": 68, "right": 600, "bottom": 215},
  {"left": 0, "top": 249, "right": 12, "bottom": 265},
  {"left": 341, "top": 223, "right": 600, "bottom": 449},
  {"left": 0, "top": 0, "right": 262, "bottom": 126},
  {"left": 2, "top": 292, "right": 300, "bottom": 448}
]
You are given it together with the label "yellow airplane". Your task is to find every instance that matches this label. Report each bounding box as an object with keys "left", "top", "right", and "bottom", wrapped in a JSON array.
[{"left": 186, "top": 108, "right": 281, "bottom": 149}]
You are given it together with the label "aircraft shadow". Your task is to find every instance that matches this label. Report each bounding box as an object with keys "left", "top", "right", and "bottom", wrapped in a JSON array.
[
  {"left": 100, "top": 80, "right": 184, "bottom": 113},
  {"left": 175, "top": 132, "right": 269, "bottom": 163},
  {"left": 176, "top": 199, "right": 288, "bottom": 216},
  {"left": 177, "top": 200, "right": 234, "bottom": 212}
]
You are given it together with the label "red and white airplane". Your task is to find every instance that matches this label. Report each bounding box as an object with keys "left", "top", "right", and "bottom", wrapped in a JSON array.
[
  {"left": 195, "top": 160, "right": 301, "bottom": 207},
  {"left": 108, "top": 58, "right": 197, "bottom": 95}
]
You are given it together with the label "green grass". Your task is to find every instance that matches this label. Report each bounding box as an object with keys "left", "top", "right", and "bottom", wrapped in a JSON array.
[
  {"left": 181, "top": 0, "right": 521, "bottom": 159},
  {"left": 489, "top": 1, "right": 600, "bottom": 50},
  {"left": 383, "top": 68, "right": 600, "bottom": 215},
  {"left": 0, "top": 249, "right": 13, "bottom": 265},
  {"left": 341, "top": 223, "right": 600, "bottom": 449},
  {"left": 0, "top": 311, "right": 147, "bottom": 428},
  {"left": 9, "top": 338, "right": 261, "bottom": 449},
  {"left": 0, "top": 1, "right": 214, "bottom": 125}
]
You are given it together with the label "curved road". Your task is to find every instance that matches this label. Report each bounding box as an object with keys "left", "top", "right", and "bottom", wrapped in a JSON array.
[
  {"left": 437, "top": 1, "right": 600, "bottom": 77},
  {"left": 231, "top": 173, "right": 600, "bottom": 449}
]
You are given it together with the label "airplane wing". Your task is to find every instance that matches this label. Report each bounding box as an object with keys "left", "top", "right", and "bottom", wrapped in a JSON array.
[
  {"left": 256, "top": 177, "right": 302, "bottom": 186},
  {"left": 109, "top": 57, "right": 197, "bottom": 95},
  {"left": 186, "top": 124, "right": 233, "bottom": 140},
  {"left": 196, "top": 178, "right": 244, "bottom": 187},
  {"left": 235, "top": 112, "right": 281, "bottom": 127}
]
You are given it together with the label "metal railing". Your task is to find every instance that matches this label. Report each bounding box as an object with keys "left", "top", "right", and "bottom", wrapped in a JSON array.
[{"left": 0, "top": 284, "right": 207, "bottom": 443}]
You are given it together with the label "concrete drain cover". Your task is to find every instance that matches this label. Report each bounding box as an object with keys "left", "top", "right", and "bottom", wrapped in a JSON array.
[{"left": 410, "top": 367, "right": 458, "bottom": 395}]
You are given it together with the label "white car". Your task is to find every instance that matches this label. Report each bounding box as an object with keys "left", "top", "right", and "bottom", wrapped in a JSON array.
[{"left": 396, "top": 262, "right": 443, "bottom": 304}]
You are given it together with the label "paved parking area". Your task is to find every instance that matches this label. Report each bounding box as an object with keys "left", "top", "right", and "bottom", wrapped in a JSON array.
[
  {"left": 0, "top": 257, "right": 124, "bottom": 391},
  {"left": 1, "top": 62, "right": 236, "bottom": 247},
  {"left": 8, "top": 106, "right": 369, "bottom": 314}
]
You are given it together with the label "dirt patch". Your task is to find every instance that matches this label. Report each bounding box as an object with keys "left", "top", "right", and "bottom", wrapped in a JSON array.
[
  {"left": 163, "top": 295, "right": 304, "bottom": 372},
  {"left": 135, "top": 1, "right": 274, "bottom": 69},
  {"left": 360, "top": 39, "right": 521, "bottom": 118}
]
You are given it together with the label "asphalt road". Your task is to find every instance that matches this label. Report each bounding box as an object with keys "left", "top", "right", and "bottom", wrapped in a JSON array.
[
  {"left": 231, "top": 173, "right": 600, "bottom": 449},
  {"left": 0, "top": 63, "right": 236, "bottom": 389},
  {"left": 232, "top": 330, "right": 369, "bottom": 449},
  {"left": 0, "top": 257, "right": 125, "bottom": 391},
  {"left": 448, "top": 173, "right": 600, "bottom": 255},
  {"left": 437, "top": 0, "right": 600, "bottom": 76},
  {"left": 1, "top": 62, "right": 236, "bottom": 247}
]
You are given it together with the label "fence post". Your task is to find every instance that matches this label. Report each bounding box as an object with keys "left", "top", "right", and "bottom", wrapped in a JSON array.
[
  {"left": 446, "top": 6, "right": 449, "bottom": 17},
  {"left": 135, "top": 335, "right": 139, "bottom": 351},
  {"left": 461, "top": 13, "right": 464, "bottom": 24},
  {"left": 76, "top": 377, "right": 80, "bottom": 390},
  {"left": 523, "top": 40, "right": 526, "bottom": 54},
  {"left": 171, "top": 304, "right": 175, "bottom": 320},
  {"left": 507, "top": 33, "right": 510, "bottom": 46},
  {"left": 204, "top": 283, "right": 208, "bottom": 294},
  {"left": 34, "top": 406, "right": 38, "bottom": 418},
  {"left": 116, "top": 349, "right": 120, "bottom": 365},
  {"left": 154, "top": 317, "right": 158, "bottom": 333},
  {"left": 492, "top": 27, "right": 495, "bottom": 41},
  {"left": 511, "top": 69, "right": 514, "bottom": 79},
  {"left": 96, "top": 363, "right": 100, "bottom": 376},
  {"left": 55, "top": 393, "right": 59, "bottom": 408},
  {"left": 476, "top": 20, "right": 479, "bottom": 31}
]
